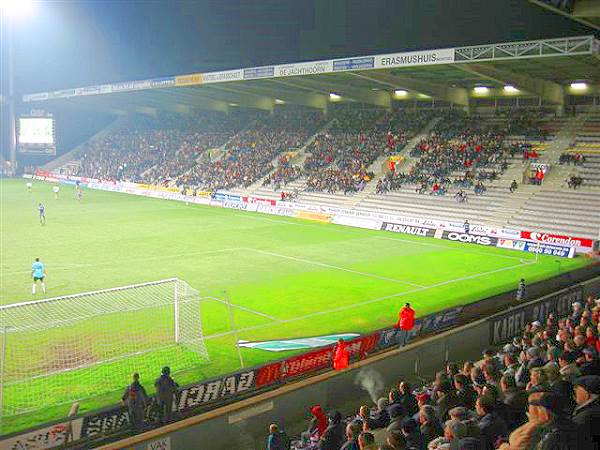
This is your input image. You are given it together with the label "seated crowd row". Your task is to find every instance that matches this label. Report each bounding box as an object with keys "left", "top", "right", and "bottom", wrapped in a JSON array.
[{"left": 268, "top": 294, "right": 600, "bottom": 450}]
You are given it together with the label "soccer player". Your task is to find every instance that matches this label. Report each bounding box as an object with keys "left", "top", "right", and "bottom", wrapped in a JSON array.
[
  {"left": 26, "top": 182, "right": 33, "bottom": 192},
  {"left": 53, "top": 185, "right": 60, "bottom": 199},
  {"left": 464, "top": 219, "right": 470, "bottom": 234},
  {"left": 38, "top": 203, "right": 46, "bottom": 225},
  {"left": 76, "top": 187, "right": 83, "bottom": 202},
  {"left": 31, "top": 257, "right": 47, "bottom": 295}
]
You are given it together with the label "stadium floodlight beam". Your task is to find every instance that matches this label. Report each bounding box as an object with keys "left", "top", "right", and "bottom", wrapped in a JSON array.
[
  {"left": 394, "top": 89, "right": 408, "bottom": 97},
  {"left": 275, "top": 98, "right": 285, "bottom": 104},
  {"left": 0, "top": 0, "right": 35, "bottom": 17},
  {"left": 1, "top": 0, "right": 35, "bottom": 170},
  {"left": 503, "top": 85, "right": 519, "bottom": 93},
  {"left": 329, "top": 92, "right": 342, "bottom": 101},
  {"left": 473, "top": 86, "right": 489, "bottom": 94},
  {"left": 570, "top": 82, "right": 588, "bottom": 90}
]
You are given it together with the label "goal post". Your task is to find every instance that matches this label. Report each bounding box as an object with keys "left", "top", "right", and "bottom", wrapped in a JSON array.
[{"left": 0, "top": 278, "right": 209, "bottom": 418}]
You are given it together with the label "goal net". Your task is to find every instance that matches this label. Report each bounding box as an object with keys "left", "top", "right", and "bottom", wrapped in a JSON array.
[{"left": 0, "top": 278, "right": 209, "bottom": 418}]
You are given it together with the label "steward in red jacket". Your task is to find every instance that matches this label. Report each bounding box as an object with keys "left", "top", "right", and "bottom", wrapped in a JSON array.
[
  {"left": 397, "top": 303, "right": 416, "bottom": 331},
  {"left": 333, "top": 338, "right": 349, "bottom": 371}
]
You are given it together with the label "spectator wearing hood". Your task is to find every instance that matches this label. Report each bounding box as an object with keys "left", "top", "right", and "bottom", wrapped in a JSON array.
[
  {"left": 572, "top": 375, "right": 600, "bottom": 446},
  {"left": 308, "top": 405, "right": 328, "bottom": 439}
]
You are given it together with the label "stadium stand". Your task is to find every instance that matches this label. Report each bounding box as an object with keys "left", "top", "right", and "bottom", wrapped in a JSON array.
[
  {"left": 283, "top": 291, "right": 600, "bottom": 450},
  {"left": 177, "top": 109, "right": 326, "bottom": 191},
  {"left": 73, "top": 110, "right": 251, "bottom": 182}
]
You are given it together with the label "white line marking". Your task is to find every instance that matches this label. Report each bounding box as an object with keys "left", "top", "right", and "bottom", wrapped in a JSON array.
[
  {"left": 247, "top": 248, "right": 425, "bottom": 288},
  {"left": 205, "top": 259, "right": 535, "bottom": 340},
  {"left": 0, "top": 248, "right": 244, "bottom": 277},
  {"left": 204, "top": 296, "right": 280, "bottom": 322}
]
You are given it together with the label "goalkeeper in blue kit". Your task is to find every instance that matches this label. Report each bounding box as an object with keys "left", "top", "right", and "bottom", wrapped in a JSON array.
[{"left": 31, "top": 258, "right": 47, "bottom": 295}]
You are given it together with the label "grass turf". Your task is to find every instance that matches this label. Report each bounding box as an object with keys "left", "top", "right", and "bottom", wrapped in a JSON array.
[{"left": 0, "top": 178, "right": 590, "bottom": 434}]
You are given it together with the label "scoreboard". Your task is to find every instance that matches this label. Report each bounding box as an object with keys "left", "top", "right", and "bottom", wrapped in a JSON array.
[{"left": 17, "top": 112, "right": 56, "bottom": 155}]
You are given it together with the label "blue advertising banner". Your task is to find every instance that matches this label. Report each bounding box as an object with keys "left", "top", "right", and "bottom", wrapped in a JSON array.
[
  {"left": 333, "top": 57, "right": 375, "bottom": 71},
  {"left": 243, "top": 66, "right": 275, "bottom": 80}
]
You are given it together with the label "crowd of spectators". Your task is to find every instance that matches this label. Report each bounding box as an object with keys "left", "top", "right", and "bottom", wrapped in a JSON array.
[
  {"left": 304, "top": 107, "right": 433, "bottom": 195},
  {"left": 178, "top": 110, "right": 325, "bottom": 191},
  {"left": 75, "top": 111, "right": 247, "bottom": 183},
  {"left": 376, "top": 112, "right": 512, "bottom": 196},
  {"left": 274, "top": 293, "right": 600, "bottom": 450}
]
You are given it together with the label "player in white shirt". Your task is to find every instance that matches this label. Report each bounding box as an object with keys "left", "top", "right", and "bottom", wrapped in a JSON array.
[
  {"left": 53, "top": 185, "right": 60, "bottom": 199},
  {"left": 26, "top": 182, "right": 32, "bottom": 192}
]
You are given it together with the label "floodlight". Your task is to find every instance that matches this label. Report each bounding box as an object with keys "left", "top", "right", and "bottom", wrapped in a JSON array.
[
  {"left": 329, "top": 92, "right": 341, "bottom": 100},
  {"left": 473, "top": 86, "right": 489, "bottom": 94},
  {"left": 0, "top": 0, "right": 34, "bottom": 18},
  {"left": 394, "top": 89, "right": 408, "bottom": 97},
  {"left": 503, "top": 85, "right": 519, "bottom": 93},
  {"left": 275, "top": 99, "right": 285, "bottom": 104}
]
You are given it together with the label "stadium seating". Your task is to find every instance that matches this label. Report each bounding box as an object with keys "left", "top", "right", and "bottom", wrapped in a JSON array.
[
  {"left": 564, "top": 113, "right": 600, "bottom": 188},
  {"left": 74, "top": 111, "right": 249, "bottom": 182},
  {"left": 177, "top": 110, "right": 326, "bottom": 191},
  {"left": 285, "top": 291, "right": 600, "bottom": 450}
]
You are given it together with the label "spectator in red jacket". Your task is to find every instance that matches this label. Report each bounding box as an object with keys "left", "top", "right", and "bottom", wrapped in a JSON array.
[
  {"left": 396, "top": 303, "right": 416, "bottom": 347},
  {"left": 333, "top": 338, "right": 349, "bottom": 371}
]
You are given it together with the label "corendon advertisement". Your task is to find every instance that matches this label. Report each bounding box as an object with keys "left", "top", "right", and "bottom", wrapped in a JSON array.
[{"left": 520, "top": 231, "right": 593, "bottom": 250}]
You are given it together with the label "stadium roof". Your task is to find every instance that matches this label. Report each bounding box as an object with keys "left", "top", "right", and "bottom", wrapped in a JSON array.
[{"left": 22, "top": 35, "right": 600, "bottom": 115}]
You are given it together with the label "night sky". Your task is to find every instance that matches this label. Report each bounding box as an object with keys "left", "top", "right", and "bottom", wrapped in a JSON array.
[{"left": 1, "top": 0, "right": 597, "bottom": 95}]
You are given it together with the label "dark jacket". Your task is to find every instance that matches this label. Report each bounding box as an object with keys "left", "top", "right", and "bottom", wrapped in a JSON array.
[
  {"left": 456, "top": 385, "right": 478, "bottom": 410},
  {"left": 580, "top": 359, "right": 600, "bottom": 377},
  {"left": 267, "top": 432, "right": 286, "bottom": 450},
  {"left": 478, "top": 413, "right": 508, "bottom": 450},
  {"left": 437, "top": 390, "right": 460, "bottom": 421},
  {"left": 404, "top": 430, "right": 425, "bottom": 450},
  {"left": 535, "top": 416, "right": 581, "bottom": 449},
  {"left": 399, "top": 392, "right": 419, "bottom": 417},
  {"left": 368, "top": 408, "right": 389, "bottom": 429},
  {"left": 386, "top": 417, "right": 404, "bottom": 434},
  {"left": 154, "top": 374, "right": 178, "bottom": 403},
  {"left": 320, "top": 422, "right": 344, "bottom": 450},
  {"left": 340, "top": 439, "right": 359, "bottom": 450},
  {"left": 502, "top": 388, "right": 528, "bottom": 428},
  {"left": 420, "top": 421, "right": 444, "bottom": 447},
  {"left": 572, "top": 396, "right": 600, "bottom": 447}
]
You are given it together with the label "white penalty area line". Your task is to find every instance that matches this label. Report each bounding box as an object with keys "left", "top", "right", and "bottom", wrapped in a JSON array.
[
  {"left": 0, "top": 247, "right": 245, "bottom": 277},
  {"left": 203, "top": 295, "right": 280, "bottom": 322},
  {"left": 246, "top": 247, "right": 425, "bottom": 288},
  {"left": 205, "top": 258, "right": 535, "bottom": 341}
]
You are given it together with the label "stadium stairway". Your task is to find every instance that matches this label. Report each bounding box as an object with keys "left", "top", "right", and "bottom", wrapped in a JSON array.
[
  {"left": 227, "top": 119, "right": 337, "bottom": 198},
  {"left": 46, "top": 116, "right": 125, "bottom": 173}
]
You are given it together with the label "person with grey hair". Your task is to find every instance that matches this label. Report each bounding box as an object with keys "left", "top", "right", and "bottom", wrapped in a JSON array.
[
  {"left": 419, "top": 404, "right": 443, "bottom": 447},
  {"left": 427, "top": 419, "right": 467, "bottom": 449}
]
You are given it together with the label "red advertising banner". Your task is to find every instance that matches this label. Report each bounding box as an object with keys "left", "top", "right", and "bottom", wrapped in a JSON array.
[
  {"left": 520, "top": 231, "right": 593, "bottom": 249},
  {"left": 255, "top": 333, "right": 379, "bottom": 388}
]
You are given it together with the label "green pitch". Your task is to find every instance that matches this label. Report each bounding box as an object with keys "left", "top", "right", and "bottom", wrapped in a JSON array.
[{"left": 0, "top": 178, "right": 590, "bottom": 434}]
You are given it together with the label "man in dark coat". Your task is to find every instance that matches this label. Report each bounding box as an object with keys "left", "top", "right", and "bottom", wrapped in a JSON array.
[
  {"left": 500, "top": 374, "right": 527, "bottom": 429},
  {"left": 529, "top": 392, "right": 581, "bottom": 449},
  {"left": 121, "top": 372, "right": 148, "bottom": 432},
  {"left": 475, "top": 395, "right": 507, "bottom": 450},
  {"left": 154, "top": 366, "right": 179, "bottom": 423},
  {"left": 418, "top": 405, "right": 443, "bottom": 447},
  {"left": 572, "top": 375, "right": 600, "bottom": 447},
  {"left": 320, "top": 411, "right": 345, "bottom": 450}
]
